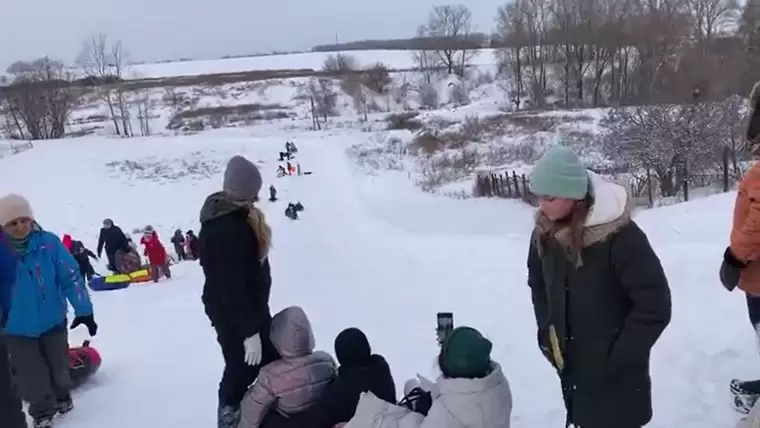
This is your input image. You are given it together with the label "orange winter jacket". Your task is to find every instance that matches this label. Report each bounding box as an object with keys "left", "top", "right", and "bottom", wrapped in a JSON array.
[{"left": 731, "top": 163, "right": 760, "bottom": 295}]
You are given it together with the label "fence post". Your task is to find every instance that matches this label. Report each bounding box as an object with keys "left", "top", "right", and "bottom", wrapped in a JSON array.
[
  {"left": 521, "top": 174, "right": 528, "bottom": 196},
  {"left": 683, "top": 178, "right": 689, "bottom": 202},
  {"left": 491, "top": 174, "right": 499, "bottom": 197},
  {"left": 646, "top": 168, "right": 654, "bottom": 208},
  {"left": 504, "top": 173, "right": 512, "bottom": 197},
  {"left": 512, "top": 171, "right": 521, "bottom": 197}
]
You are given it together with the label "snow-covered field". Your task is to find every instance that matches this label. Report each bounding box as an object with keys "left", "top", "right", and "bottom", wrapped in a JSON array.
[
  {"left": 130, "top": 49, "right": 501, "bottom": 79},
  {"left": 0, "top": 129, "right": 752, "bottom": 427}
]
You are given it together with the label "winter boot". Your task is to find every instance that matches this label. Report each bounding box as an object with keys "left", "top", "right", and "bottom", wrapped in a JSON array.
[
  {"left": 731, "top": 379, "right": 760, "bottom": 414},
  {"left": 33, "top": 416, "right": 54, "bottom": 428},
  {"left": 56, "top": 395, "right": 74, "bottom": 415},
  {"left": 217, "top": 405, "right": 240, "bottom": 428}
]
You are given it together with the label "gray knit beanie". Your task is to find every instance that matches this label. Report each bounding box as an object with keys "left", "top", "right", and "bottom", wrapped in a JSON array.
[
  {"left": 223, "top": 155, "right": 262, "bottom": 202},
  {"left": 529, "top": 146, "right": 589, "bottom": 200}
]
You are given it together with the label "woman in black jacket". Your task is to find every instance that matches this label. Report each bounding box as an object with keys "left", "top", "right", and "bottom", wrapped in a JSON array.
[
  {"left": 526, "top": 146, "right": 671, "bottom": 428},
  {"left": 199, "top": 155, "right": 279, "bottom": 428}
]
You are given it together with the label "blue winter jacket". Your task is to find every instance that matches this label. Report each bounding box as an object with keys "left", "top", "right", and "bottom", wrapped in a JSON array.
[
  {"left": 0, "top": 229, "right": 17, "bottom": 323},
  {"left": 4, "top": 228, "right": 94, "bottom": 337}
]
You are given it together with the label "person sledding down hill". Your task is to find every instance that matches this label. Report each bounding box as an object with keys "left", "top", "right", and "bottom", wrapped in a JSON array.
[
  {"left": 0, "top": 194, "right": 98, "bottom": 428},
  {"left": 140, "top": 226, "right": 172, "bottom": 282},
  {"left": 63, "top": 234, "right": 98, "bottom": 281},
  {"left": 97, "top": 218, "right": 135, "bottom": 273}
]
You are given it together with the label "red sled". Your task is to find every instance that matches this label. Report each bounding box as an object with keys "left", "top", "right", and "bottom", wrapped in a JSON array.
[{"left": 69, "top": 340, "right": 101, "bottom": 389}]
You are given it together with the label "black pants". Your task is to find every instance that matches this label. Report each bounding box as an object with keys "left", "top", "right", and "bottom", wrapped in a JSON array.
[
  {"left": 216, "top": 328, "right": 278, "bottom": 408},
  {"left": 0, "top": 336, "right": 26, "bottom": 428},
  {"left": 105, "top": 251, "right": 117, "bottom": 272},
  {"left": 5, "top": 325, "right": 70, "bottom": 420},
  {"left": 748, "top": 293, "right": 760, "bottom": 330},
  {"left": 77, "top": 260, "right": 95, "bottom": 281}
]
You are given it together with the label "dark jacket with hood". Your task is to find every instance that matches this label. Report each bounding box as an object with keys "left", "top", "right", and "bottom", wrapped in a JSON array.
[
  {"left": 198, "top": 191, "right": 272, "bottom": 340},
  {"left": 97, "top": 224, "right": 129, "bottom": 256},
  {"left": 527, "top": 172, "right": 671, "bottom": 428}
]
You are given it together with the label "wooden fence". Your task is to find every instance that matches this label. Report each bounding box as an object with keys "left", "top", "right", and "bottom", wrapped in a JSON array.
[{"left": 474, "top": 171, "right": 537, "bottom": 206}]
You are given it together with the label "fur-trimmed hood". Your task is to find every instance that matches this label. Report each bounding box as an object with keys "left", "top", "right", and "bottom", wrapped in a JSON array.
[
  {"left": 747, "top": 81, "right": 760, "bottom": 145},
  {"left": 534, "top": 171, "right": 632, "bottom": 266}
]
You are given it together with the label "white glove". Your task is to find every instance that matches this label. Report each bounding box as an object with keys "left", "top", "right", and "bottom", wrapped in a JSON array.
[{"left": 243, "top": 334, "right": 262, "bottom": 366}]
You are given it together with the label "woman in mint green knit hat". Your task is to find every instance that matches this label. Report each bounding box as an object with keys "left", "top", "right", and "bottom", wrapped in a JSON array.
[{"left": 526, "top": 146, "right": 671, "bottom": 428}]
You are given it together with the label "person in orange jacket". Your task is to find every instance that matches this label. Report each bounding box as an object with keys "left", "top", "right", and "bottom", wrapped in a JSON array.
[
  {"left": 721, "top": 80, "right": 760, "bottom": 414},
  {"left": 139, "top": 226, "right": 171, "bottom": 283}
]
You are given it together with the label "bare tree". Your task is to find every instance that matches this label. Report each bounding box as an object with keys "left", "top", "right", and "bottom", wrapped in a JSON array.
[
  {"left": 76, "top": 34, "right": 132, "bottom": 136},
  {"left": 422, "top": 5, "right": 477, "bottom": 76},
  {"left": 1, "top": 58, "right": 79, "bottom": 140}
]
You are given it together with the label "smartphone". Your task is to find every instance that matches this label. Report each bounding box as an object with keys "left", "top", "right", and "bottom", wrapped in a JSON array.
[{"left": 436, "top": 312, "right": 454, "bottom": 345}]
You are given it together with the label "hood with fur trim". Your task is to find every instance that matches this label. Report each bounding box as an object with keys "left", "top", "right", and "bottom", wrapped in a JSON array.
[{"left": 535, "top": 171, "right": 632, "bottom": 266}]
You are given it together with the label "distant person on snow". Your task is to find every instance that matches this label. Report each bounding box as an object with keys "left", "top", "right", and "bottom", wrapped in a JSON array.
[
  {"left": 721, "top": 80, "right": 760, "bottom": 416},
  {"left": 263, "top": 327, "right": 396, "bottom": 428},
  {"left": 285, "top": 204, "right": 298, "bottom": 220},
  {"left": 171, "top": 229, "right": 187, "bottom": 261},
  {"left": 185, "top": 230, "right": 199, "bottom": 260},
  {"left": 140, "top": 226, "right": 171, "bottom": 282},
  {"left": 0, "top": 227, "right": 27, "bottom": 428},
  {"left": 238, "top": 306, "right": 336, "bottom": 428},
  {"left": 269, "top": 185, "right": 278, "bottom": 202},
  {"left": 65, "top": 235, "right": 98, "bottom": 281},
  {"left": 0, "top": 194, "right": 97, "bottom": 428},
  {"left": 97, "top": 218, "right": 130, "bottom": 273},
  {"left": 199, "top": 155, "right": 279, "bottom": 428},
  {"left": 527, "top": 147, "right": 671, "bottom": 428}
]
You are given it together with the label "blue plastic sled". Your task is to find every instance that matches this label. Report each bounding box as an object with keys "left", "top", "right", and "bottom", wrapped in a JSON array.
[{"left": 88, "top": 275, "right": 131, "bottom": 291}]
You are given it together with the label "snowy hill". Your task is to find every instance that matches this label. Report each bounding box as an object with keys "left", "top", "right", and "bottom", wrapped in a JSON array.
[{"left": 0, "top": 131, "right": 750, "bottom": 427}]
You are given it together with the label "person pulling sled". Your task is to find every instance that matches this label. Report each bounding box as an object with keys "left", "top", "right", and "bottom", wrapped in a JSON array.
[
  {"left": 97, "top": 218, "right": 131, "bottom": 273},
  {"left": 140, "top": 226, "right": 171, "bottom": 282}
]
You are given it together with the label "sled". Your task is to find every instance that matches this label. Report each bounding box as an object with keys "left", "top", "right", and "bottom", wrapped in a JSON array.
[
  {"left": 69, "top": 340, "right": 102, "bottom": 389},
  {"left": 88, "top": 274, "right": 131, "bottom": 291},
  {"left": 128, "top": 268, "right": 152, "bottom": 283}
]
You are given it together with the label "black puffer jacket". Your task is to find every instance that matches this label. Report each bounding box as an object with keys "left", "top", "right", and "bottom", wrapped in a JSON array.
[
  {"left": 262, "top": 354, "right": 396, "bottom": 428},
  {"left": 198, "top": 192, "right": 272, "bottom": 339},
  {"left": 97, "top": 225, "right": 129, "bottom": 256},
  {"left": 527, "top": 174, "right": 671, "bottom": 428}
]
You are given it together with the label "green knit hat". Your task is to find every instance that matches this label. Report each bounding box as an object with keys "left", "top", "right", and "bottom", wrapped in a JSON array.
[
  {"left": 529, "top": 146, "right": 589, "bottom": 199},
  {"left": 440, "top": 327, "right": 493, "bottom": 378}
]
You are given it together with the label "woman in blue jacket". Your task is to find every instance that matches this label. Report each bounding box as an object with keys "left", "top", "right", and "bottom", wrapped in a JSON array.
[
  {"left": 0, "top": 227, "right": 26, "bottom": 428},
  {"left": 0, "top": 194, "right": 98, "bottom": 428}
]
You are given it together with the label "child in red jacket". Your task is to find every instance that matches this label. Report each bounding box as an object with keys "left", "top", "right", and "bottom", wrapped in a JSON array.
[{"left": 140, "top": 225, "right": 171, "bottom": 282}]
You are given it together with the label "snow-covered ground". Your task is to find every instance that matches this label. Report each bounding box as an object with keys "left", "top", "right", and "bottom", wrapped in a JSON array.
[{"left": 0, "top": 129, "right": 752, "bottom": 427}]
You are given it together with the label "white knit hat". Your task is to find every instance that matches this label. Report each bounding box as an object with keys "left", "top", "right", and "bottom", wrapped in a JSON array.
[{"left": 0, "top": 194, "right": 33, "bottom": 226}]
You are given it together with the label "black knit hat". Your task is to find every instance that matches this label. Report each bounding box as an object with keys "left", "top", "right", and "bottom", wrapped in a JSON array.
[{"left": 334, "top": 327, "right": 372, "bottom": 367}]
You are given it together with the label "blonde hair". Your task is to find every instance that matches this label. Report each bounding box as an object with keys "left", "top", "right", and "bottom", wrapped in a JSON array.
[{"left": 247, "top": 205, "right": 271, "bottom": 262}]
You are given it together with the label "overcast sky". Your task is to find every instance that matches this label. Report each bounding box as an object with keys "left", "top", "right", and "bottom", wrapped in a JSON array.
[{"left": 1, "top": 0, "right": 505, "bottom": 71}]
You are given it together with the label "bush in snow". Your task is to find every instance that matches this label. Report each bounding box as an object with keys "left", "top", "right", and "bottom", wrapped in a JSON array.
[
  {"left": 346, "top": 132, "right": 407, "bottom": 173},
  {"left": 386, "top": 112, "right": 423, "bottom": 131},
  {"left": 416, "top": 148, "right": 480, "bottom": 192},
  {"left": 363, "top": 63, "right": 392, "bottom": 94},
  {"left": 323, "top": 54, "right": 359, "bottom": 73},
  {"left": 105, "top": 152, "right": 222, "bottom": 182},
  {"left": 449, "top": 83, "right": 470, "bottom": 106},
  {"left": 418, "top": 83, "right": 439, "bottom": 110}
]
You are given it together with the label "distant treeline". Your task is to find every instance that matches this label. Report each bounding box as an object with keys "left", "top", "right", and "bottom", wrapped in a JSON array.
[{"left": 312, "top": 34, "right": 499, "bottom": 52}]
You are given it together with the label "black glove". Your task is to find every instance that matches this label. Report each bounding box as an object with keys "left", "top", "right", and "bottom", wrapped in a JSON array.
[
  {"left": 398, "top": 387, "right": 432, "bottom": 416},
  {"left": 720, "top": 247, "right": 746, "bottom": 291},
  {"left": 71, "top": 315, "right": 98, "bottom": 336}
]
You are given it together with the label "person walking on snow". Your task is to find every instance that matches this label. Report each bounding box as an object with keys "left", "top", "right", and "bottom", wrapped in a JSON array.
[
  {"left": 96, "top": 218, "right": 130, "bottom": 273},
  {"left": 170, "top": 229, "right": 187, "bottom": 261},
  {"left": 199, "top": 155, "right": 279, "bottom": 428},
  {"left": 185, "top": 230, "right": 199, "bottom": 260},
  {"left": 66, "top": 236, "right": 98, "bottom": 281},
  {"left": 526, "top": 146, "right": 671, "bottom": 428},
  {"left": 0, "top": 194, "right": 97, "bottom": 428},
  {"left": 720, "top": 80, "right": 760, "bottom": 416},
  {"left": 0, "top": 227, "right": 27, "bottom": 428},
  {"left": 140, "top": 226, "right": 171, "bottom": 282}
]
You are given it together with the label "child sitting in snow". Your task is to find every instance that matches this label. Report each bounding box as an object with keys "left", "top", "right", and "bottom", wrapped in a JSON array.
[
  {"left": 238, "top": 306, "right": 336, "bottom": 428},
  {"left": 139, "top": 225, "right": 171, "bottom": 282}
]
